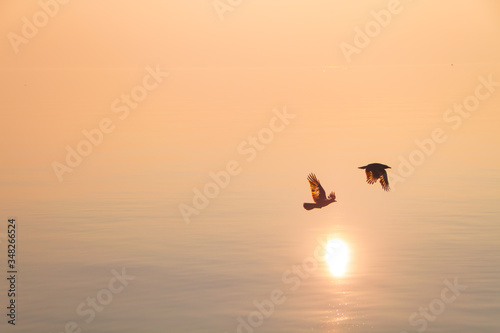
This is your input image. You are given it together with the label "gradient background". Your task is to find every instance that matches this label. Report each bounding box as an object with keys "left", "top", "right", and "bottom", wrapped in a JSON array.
[{"left": 1, "top": 1, "right": 499, "bottom": 332}]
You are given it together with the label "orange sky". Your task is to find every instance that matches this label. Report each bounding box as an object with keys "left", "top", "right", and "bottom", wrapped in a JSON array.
[
  {"left": 2, "top": 1, "right": 499, "bottom": 68},
  {"left": 1, "top": 0, "right": 499, "bottom": 200}
]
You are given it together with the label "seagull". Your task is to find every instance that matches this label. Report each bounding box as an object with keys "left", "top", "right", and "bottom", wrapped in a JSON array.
[
  {"left": 303, "top": 173, "right": 336, "bottom": 210},
  {"left": 358, "top": 163, "right": 391, "bottom": 191}
]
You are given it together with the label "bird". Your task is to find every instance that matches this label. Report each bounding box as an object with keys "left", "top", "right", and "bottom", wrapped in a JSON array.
[
  {"left": 358, "top": 163, "right": 391, "bottom": 191},
  {"left": 303, "top": 173, "right": 336, "bottom": 210}
]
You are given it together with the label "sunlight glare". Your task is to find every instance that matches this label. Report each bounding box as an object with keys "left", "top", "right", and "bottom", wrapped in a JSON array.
[{"left": 325, "top": 239, "right": 349, "bottom": 277}]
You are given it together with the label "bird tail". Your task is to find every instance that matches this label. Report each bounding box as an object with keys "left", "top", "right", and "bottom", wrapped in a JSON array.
[{"left": 303, "top": 203, "right": 316, "bottom": 210}]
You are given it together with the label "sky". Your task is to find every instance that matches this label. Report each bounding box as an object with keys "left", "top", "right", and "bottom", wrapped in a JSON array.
[
  {"left": 2, "top": 1, "right": 500, "bottom": 194},
  {"left": 1, "top": 1, "right": 500, "bottom": 68}
]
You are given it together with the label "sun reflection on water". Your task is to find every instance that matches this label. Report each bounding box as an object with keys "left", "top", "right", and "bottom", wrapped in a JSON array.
[{"left": 325, "top": 239, "right": 349, "bottom": 277}]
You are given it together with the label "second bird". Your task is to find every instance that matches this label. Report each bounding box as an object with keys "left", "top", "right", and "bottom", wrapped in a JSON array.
[{"left": 358, "top": 163, "right": 391, "bottom": 191}]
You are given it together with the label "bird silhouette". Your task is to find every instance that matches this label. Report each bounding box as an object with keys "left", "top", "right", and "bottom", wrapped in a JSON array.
[
  {"left": 303, "top": 173, "right": 336, "bottom": 210},
  {"left": 358, "top": 163, "right": 391, "bottom": 191}
]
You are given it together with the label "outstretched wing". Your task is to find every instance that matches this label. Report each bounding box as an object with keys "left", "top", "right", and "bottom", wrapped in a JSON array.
[
  {"left": 307, "top": 173, "right": 326, "bottom": 203},
  {"left": 365, "top": 170, "right": 377, "bottom": 184},
  {"left": 380, "top": 169, "right": 390, "bottom": 191}
]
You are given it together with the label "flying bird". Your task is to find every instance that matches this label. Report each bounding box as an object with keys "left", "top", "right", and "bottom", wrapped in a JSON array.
[
  {"left": 358, "top": 163, "right": 391, "bottom": 191},
  {"left": 303, "top": 173, "right": 336, "bottom": 210}
]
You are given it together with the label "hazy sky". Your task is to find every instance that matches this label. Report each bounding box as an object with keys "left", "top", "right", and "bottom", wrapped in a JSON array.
[
  {"left": 1, "top": 1, "right": 500, "bottom": 201},
  {"left": 2, "top": 1, "right": 500, "bottom": 68}
]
